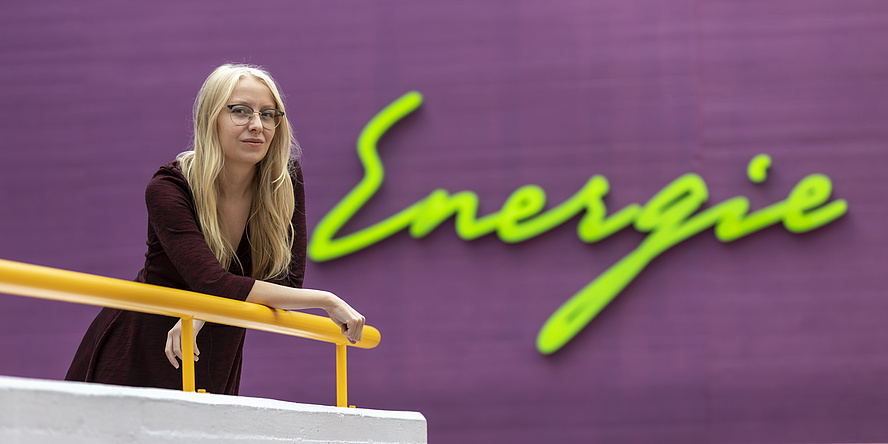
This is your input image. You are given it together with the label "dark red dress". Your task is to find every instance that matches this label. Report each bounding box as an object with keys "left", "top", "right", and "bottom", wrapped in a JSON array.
[{"left": 65, "top": 160, "right": 307, "bottom": 394}]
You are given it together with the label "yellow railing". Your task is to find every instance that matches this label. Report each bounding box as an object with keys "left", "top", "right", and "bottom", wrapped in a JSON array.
[{"left": 0, "top": 258, "right": 380, "bottom": 408}]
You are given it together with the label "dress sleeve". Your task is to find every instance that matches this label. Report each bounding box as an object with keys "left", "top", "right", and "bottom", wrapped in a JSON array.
[
  {"left": 267, "top": 161, "right": 307, "bottom": 289},
  {"left": 145, "top": 168, "right": 256, "bottom": 301}
]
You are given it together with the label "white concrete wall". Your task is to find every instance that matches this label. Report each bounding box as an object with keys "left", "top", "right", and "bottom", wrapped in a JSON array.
[{"left": 0, "top": 375, "right": 427, "bottom": 444}]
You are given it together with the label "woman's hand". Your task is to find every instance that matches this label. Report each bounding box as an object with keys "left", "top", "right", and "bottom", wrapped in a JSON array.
[
  {"left": 325, "top": 297, "right": 365, "bottom": 344},
  {"left": 165, "top": 318, "right": 206, "bottom": 369}
]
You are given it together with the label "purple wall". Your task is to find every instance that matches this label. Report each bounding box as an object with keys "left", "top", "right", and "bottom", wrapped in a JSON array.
[{"left": 2, "top": 1, "right": 888, "bottom": 442}]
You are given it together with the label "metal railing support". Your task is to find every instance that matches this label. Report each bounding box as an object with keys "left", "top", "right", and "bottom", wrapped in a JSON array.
[
  {"left": 181, "top": 316, "right": 196, "bottom": 392},
  {"left": 336, "top": 344, "right": 348, "bottom": 407}
]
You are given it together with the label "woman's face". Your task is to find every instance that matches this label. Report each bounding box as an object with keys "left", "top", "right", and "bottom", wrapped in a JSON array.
[{"left": 216, "top": 76, "right": 277, "bottom": 170}]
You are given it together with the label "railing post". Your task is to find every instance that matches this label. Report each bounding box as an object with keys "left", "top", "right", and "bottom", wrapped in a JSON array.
[
  {"left": 336, "top": 343, "right": 347, "bottom": 407},
  {"left": 181, "top": 316, "right": 196, "bottom": 392}
]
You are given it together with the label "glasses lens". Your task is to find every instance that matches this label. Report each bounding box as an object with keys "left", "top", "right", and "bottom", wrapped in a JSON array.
[
  {"left": 229, "top": 105, "right": 253, "bottom": 126},
  {"left": 260, "top": 109, "right": 282, "bottom": 129}
]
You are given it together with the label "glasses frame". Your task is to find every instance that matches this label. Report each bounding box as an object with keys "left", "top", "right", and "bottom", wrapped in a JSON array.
[{"left": 225, "top": 104, "right": 285, "bottom": 130}]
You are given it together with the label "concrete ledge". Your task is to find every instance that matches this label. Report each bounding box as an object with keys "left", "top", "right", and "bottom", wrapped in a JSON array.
[{"left": 0, "top": 375, "right": 427, "bottom": 444}]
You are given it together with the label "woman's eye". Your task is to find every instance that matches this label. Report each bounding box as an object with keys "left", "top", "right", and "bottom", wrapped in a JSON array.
[
  {"left": 232, "top": 106, "right": 251, "bottom": 115},
  {"left": 260, "top": 111, "right": 275, "bottom": 119}
]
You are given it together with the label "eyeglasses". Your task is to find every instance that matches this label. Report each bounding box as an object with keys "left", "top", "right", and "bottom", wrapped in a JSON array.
[{"left": 225, "top": 104, "right": 285, "bottom": 129}]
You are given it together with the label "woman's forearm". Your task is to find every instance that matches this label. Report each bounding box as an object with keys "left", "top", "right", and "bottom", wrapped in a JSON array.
[
  {"left": 245, "top": 280, "right": 366, "bottom": 344},
  {"left": 245, "top": 280, "right": 335, "bottom": 311}
]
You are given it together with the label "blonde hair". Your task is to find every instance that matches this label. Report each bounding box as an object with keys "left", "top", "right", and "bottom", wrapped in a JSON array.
[{"left": 178, "top": 63, "right": 301, "bottom": 280}]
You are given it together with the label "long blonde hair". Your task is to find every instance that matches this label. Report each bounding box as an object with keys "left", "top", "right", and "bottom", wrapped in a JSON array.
[{"left": 178, "top": 63, "right": 301, "bottom": 280}]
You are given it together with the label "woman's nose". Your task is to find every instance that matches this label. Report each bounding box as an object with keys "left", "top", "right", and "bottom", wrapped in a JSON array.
[{"left": 247, "top": 113, "right": 263, "bottom": 130}]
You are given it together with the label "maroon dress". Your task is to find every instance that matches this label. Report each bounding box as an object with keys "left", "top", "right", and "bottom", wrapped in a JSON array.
[{"left": 65, "top": 160, "right": 307, "bottom": 394}]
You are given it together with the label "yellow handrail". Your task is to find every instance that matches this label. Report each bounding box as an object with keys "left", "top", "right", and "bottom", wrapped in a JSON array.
[{"left": 0, "top": 258, "right": 379, "bottom": 407}]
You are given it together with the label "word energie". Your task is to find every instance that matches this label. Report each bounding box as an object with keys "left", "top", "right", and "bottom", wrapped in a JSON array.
[{"left": 308, "top": 92, "right": 848, "bottom": 355}]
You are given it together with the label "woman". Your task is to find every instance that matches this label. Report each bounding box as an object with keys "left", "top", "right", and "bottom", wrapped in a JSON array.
[{"left": 66, "top": 64, "right": 365, "bottom": 394}]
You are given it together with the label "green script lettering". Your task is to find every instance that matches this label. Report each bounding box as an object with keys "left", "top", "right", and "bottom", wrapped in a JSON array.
[{"left": 308, "top": 93, "right": 849, "bottom": 355}]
